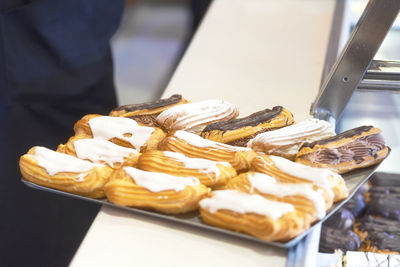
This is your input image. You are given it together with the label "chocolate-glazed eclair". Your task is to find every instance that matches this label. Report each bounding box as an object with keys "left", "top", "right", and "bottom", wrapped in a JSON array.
[
  {"left": 295, "top": 126, "right": 390, "bottom": 174},
  {"left": 200, "top": 106, "right": 294, "bottom": 146},
  {"left": 109, "top": 94, "right": 189, "bottom": 126}
]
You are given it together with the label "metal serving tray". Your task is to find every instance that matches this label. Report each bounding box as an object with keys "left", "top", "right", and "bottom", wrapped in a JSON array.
[{"left": 21, "top": 164, "right": 378, "bottom": 248}]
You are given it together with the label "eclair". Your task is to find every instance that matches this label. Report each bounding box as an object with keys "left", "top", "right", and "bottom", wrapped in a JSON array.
[
  {"left": 295, "top": 126, "right": 390, "bottom": 174},
  {"left": 137, "top": 150, "right": 237, "bottom": 188},
  {"left": 159, "top": 130, "right": 257, "bottom": 172},
  {"left": 251, "top": 154, "right": 348, "bottom": 202},
  {"left": 109, "top": 94, "right": 190, "bottom": 126},
  {"left": 227, "top": 172, "right": 330, "bottom": 222},
  {"left": 57, "top": 136, "right": 140, "bottom": 168},
  {"left": 156, "top": 99, "right": 239, "bottom": 133},
  {"left": 247, "top": 118, "right": 335, "bottom": 160},
  {"left": 20, "top": 146, "right": 113, "bottom": 198},
  {"left": 104, "top": 167, "right": 209, "bottom": 214},
  {"left": 200, "top": 106, "right": 294, "bottom": 146},
  {"left": 199, "top": 190, "right": 310, "bottom": 241},
  {"left": 73, "top": 114, "right": 166, "bottom": 152}
]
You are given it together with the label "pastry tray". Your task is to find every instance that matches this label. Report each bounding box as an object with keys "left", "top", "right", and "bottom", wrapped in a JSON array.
[{"left": 21, "top": 164, "right": 378, "bottom": 248}]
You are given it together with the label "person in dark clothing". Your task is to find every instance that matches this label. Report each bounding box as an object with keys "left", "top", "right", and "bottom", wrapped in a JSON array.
[{"left": 0, "top": 1, "right": 124, "bottom": 266}]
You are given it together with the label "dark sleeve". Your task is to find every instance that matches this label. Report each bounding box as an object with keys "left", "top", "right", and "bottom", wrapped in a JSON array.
[{"left": 0, "top": 0, "right": 37, "bottom": 13}]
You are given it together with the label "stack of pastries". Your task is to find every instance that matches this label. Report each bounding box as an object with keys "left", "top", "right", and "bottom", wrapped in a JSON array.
[{"left": 19, "top": 95, "right": 390, "bottom": 242}]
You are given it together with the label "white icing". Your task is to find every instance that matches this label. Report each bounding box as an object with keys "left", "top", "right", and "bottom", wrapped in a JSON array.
[
  {"left": 156, "top": 99, "right": 238, "bottom": 132},
  {"left": 269, "top": 155, "right": 335, "bottom": 188},
  {"left": 73, "top": 139, "right": 138, "bottom": 167},
  {"left": 248, "top": 118, "right": 334, "bottom": 147},
  {"left": 123, "top": 167, "right": 199, "bottom": 192},
  {"left": 88, "top": 116, "right": 154, "bottom": 151},
  {"left": 199, "top": 190, "right": 294, "bottom": 220},
  {"left": 249, "top": 172, "right": 326, "bottom": 219},
  {"left": 162, "top": 151, "right": 230, "bottom": 181},
  {"left": 174, "top": 130, "right": 251, "bottom": 152},
  {"left": 31, "top": 147, "right": 99, "bottom": 176}
]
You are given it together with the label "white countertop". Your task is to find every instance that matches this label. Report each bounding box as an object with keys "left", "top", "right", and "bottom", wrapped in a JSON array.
[{"left": 71, "top": 0, "right": 335, "bottom": 266}]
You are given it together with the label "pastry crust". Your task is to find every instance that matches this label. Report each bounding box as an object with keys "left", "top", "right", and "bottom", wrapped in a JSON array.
[
  {"left": 247, "top": 118, "right": 335, "bottom": 160},
  {"left": 295, "top": 126, "right": 390, "bottom": 174},
  {"left": 104, "top": 167, "right": 210, "bottom": 214},
  {"left": 73, "top": 114, "right": 166, "bottom": 152},
  {"left": 200, "top": 106, "right": 294, "bottom": 146},
  {"left": 156, "top": 99, "right": 239, "bottom": 133},
  {"left": 159, "top": 130, "right": 257, "bottom": 172},
  {"left": 57, "top": 136, "right": 140, "bottom": 168},
  {"left": 109, "top": 94, "right": 190, "bottom": 126},
  {"left": 137, "top": 150, "right": 237, "bottom": 188},
  {"left": 20, "top": 147, "right": 113, "bottom": 198},
  {"left": 199, "top": 190, "right": 310, "bottom": 241},
  {"left": 251, "top": 154, "right": 347, "bottom": 202},
  {"left": 226, "top": 172, "right": 330, "bottom": 222}
]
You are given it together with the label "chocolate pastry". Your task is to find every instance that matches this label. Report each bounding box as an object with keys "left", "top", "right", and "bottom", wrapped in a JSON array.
[
  {"left": 109, "top": 94, "right": 190, "bottom": 126},
  {"left": 369, "top": 172, "right": 400, "bottom": 187},
  {"left": 248, "top": 118, "right": 335, "bottom": 160},
  {"left": 200, "top": 106, "right": 294, "bottom": 146},
  {"left": 343, "top": 191, "right": 366, "bottom": 218},
  {"left": 319, "top": 226, "right": 361, "bottom": 253},
  {"left": 156, "top": 99, "right": 239, "bottom": 133},
  {"left": 295, "top": 126, "right": 390, "bottom": 174},
  {"left": 354, "top": 215, "right": 400, "bottom": 254},
  {"left": 323, "top": 208, "right": 355, "bottom": 231},
  {"left": 365, "top": 194, "right": 400, "bottom": 221}
]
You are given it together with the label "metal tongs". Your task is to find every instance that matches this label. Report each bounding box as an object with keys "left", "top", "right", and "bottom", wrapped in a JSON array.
[{"left": 311, "top": 0, "right": 400, "bottom": 123}]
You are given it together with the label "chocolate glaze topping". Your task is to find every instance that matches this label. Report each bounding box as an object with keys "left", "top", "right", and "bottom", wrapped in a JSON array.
[
  {"left": 367, "top": 232, "right": 400, "bottom": 252},
  {"left": 344, "top": 191, "right": 366, "bottom": 217},
  {"left": 301, "top": 125, "right": 374, "bottom": 149},
  {"left": 299, "top": 133, "right": 385, "bottom": 165},
  {"left": 366, "top": 195, "right": 400, "bottom": 220},
  {"left": 369, "top": 172, "right": 400, "bottom": 187},
  {"left": 113, "top": 94, "right": 183, "bottom": 112},
  {"left": 202, "top": 106, "right": 284, "bottom": 132},
  {"left": 358, "top": 215, "right": 400, "bottom": 235},
  {"left": 324, "top": 208, "right": 355, "bottom": 231},
  {"left": 129, "top": 114, "right": 158, "bottom": 127},
  {"left": 319, "top": 226, "right": 361, "bottom": 253}
]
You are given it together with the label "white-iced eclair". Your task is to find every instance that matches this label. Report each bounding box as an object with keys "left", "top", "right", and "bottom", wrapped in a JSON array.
[
  {"left": 73, "top": 114, "right": 166, "bottom": 152},
  {"left": 137, "top": 150, "right": 237, "bottom": 188},
  {"left": 251, "top": 154, "right": 348, "bottom": 202},
  {"left": 247, "top": 118, "right": 335, "bottom": 160},
  {"left": 159, "top": 130, "right": 257, "bottom": 172},
  {"left": 20, "top": 146, "right": 113, "bottom": 198},
  {"left": 104, "top": 167, "right": 209, "bottom": 214},
  {"left": 199, "top": 190, "right": 309, "bottom": 241},
  {"left": 156, "top": 99, "right": 239, "bottom": 133},
  {"left": 57, "top": 136, "right": 140, "bottom": 168}
]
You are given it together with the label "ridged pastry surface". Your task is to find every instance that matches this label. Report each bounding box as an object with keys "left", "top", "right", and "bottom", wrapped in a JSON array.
[
  {"left": 248, "top": 118, "right": 335, "bottom": 159},
  {"left": 199, "top": 190, "right": 309, "bottom": 241},
  {"left": 156, "top": 99, "right": 239, "bottom": 133},
  {"left": 295, "top": 126, "right": 390, "bottom": 174},
  {"left": 137, "top": 150, "right": 237, "bottom": 188},
  {"left": 19, "top": 147, "right": 113, "bottom": 198},
  {"left": 159, "top": 130, "right": 257, "bottom": 172},
  {"left": 201, "top": 106, "right": 294, "bottom": 145},
  {"left": 251, "top": 154, "right": 347, "bottom": 202},
  {"left": 104, "top": 167, "right": 210, "bottom": 214},
  {"left": 227, "top": 172, "right": 328, "bottom": 221},
  {"left": 73, "top": 114, "right": 165, "bottom": 152}
]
